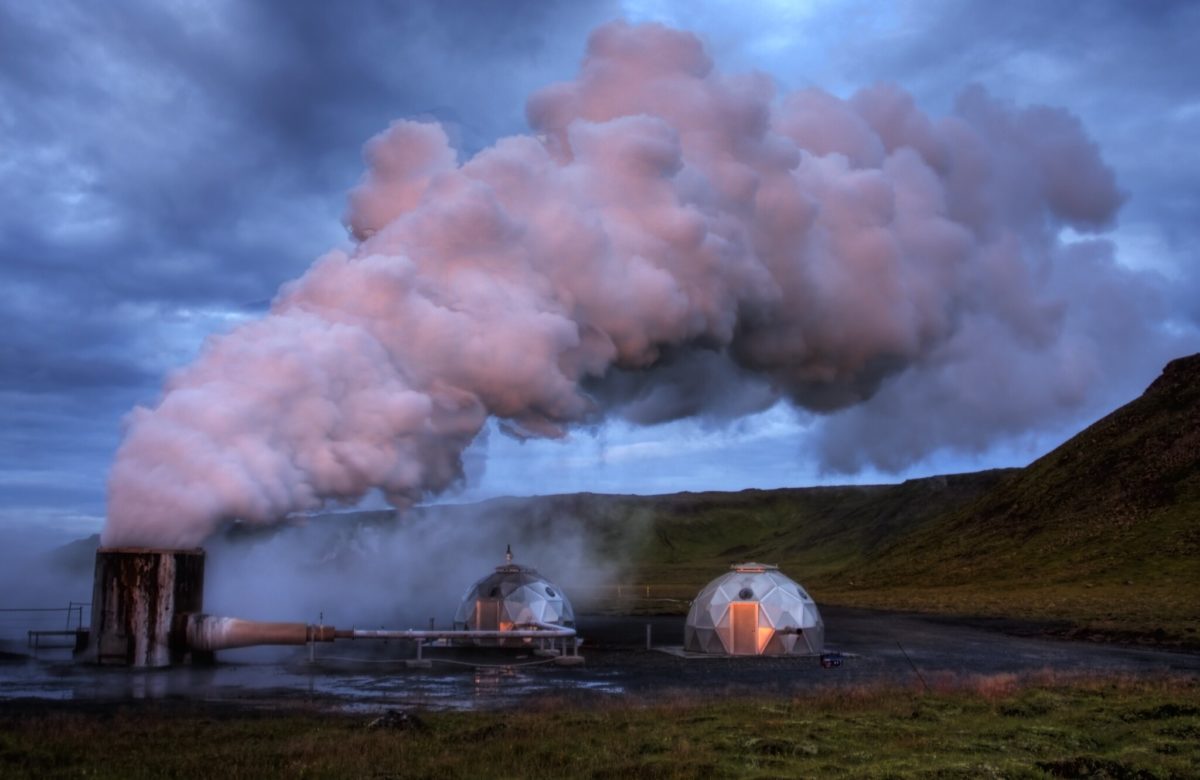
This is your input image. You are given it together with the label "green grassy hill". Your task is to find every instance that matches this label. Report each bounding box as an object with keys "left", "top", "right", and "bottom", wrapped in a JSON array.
[
  {"left": 846, "top": 352, "right": 1200, "bottom": 585},
  {"left": 816, "top": 353, "right": 1200, "bottom": 641},
  {"left": 565, "top": 473, "right": 1012, "bottom": 585}
]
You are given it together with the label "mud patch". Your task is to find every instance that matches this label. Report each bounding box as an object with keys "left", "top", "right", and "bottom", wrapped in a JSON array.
[{"left": 1036, "top": 755, "right": 1157, "bottom": 779}]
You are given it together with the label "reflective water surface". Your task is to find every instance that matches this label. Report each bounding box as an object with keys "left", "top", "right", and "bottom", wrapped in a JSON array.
[{"left": 3, "top": 609, "right": 1196, "bottom": 712}]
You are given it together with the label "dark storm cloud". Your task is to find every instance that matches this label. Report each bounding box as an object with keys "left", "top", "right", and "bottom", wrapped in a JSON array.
[
  {"left": 834, "top": 0, "right": 1200, "bottom": 257},
  {"left": 2, "top": 0, "right": 1197, "bottom": 532},
  {"left": 840, "top": 0, "right": 1198, "bottom": 95},
  {"left": 0, "top": 0, "right": 619, "bottom": 520},
  {"left": 0, "top": 0, "right": 618, "bottom": 307}
]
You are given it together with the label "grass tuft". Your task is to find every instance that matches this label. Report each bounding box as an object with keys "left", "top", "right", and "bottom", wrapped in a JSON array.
[{"left": 2, "top": 677, "right": 1197, "bottom": 779}]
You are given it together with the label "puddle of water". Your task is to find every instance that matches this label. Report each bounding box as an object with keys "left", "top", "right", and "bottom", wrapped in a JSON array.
[
  {"left": 298, "top": 662, "right": 626, "bottom": 711},
  {"left": 3, "top": 610, "right": 1196, "bottom": 710},
  {"left": 0, "top": 651, "right": 625, "bottom": 711}
]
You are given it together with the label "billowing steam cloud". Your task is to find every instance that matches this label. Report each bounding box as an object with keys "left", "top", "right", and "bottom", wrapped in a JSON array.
[{"left": 106, "top": 21, "right": 1129, "bottom": 547}]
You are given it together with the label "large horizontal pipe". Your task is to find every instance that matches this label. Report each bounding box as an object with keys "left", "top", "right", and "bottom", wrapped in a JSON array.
[
  {"left": 186, "top": 614, "right": 573, "bottom": 652},
  {"left": 340, "top": 621, "right": 576, "bottom": 641},
  {"left": 340, "top": 627, "right": 576, "bottom": 641},
  {"left": 186, "top": 615, "right": 337, "bottom": 652}
]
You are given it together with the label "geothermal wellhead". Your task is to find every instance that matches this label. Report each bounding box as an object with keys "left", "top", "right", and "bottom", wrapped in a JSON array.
[
  {"left": 80, "top": 546, "right": 578, "bottom": 668},
  {"left": 82, "top": 547, "right": 338, "bottom": 668},
  {"left": 83, "top": 547, "right": 206, "bottom": 667}
]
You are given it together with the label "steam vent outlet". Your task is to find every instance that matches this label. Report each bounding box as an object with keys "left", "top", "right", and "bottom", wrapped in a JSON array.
[{"left": 83, "top": 547, "right": 206, "bottom": 667}]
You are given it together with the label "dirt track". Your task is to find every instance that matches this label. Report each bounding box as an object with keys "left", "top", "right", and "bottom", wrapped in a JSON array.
[{"left": 577, "top": 607, "right": 1200, "bottom": 693}]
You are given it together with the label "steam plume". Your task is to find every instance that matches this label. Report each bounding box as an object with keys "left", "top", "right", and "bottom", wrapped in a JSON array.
[{"left": 106, "top": 21, "right": 1129, "bottom": 547}]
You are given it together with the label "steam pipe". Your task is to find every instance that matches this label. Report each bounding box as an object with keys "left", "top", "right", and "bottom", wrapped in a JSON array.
[
  {"left": 339, "top": 621, "right": 576, "bottom": 641},
  {"left": 85, "top": 548, "right": 579, "bottom": 666},
  {"left": 185, "top": 615, "right": 337, "bottom": 652},
  {"left": 185, "top": 614, "right": 573, "bottom": 652}
]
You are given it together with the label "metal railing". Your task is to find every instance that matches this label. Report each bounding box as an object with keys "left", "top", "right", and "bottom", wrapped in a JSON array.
[
  {"left": 569, "top": 584, "right": 698, "bottom": 604},
  {"left": 0, "top": 602, "right": 89, "bottom": 648}
]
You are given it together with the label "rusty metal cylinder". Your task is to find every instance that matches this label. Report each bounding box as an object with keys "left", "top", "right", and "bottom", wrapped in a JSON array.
[{"left": 83, "top": 548, "right": 205, "bottom": 667}]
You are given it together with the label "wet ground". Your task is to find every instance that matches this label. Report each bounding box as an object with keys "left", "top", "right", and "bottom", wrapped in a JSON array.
[{"left": 1, "top": 607, "right": 1196, "bottom": 711}]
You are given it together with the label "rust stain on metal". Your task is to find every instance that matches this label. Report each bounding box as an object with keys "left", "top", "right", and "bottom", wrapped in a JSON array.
[{"left": 84, "top": 548, "right": 205, "bottom": 667}]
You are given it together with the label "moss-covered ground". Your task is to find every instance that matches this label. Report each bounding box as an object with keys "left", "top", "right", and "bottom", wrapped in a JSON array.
[{"left": 2, "top": 677, "right": 1197, "bottom": 778}]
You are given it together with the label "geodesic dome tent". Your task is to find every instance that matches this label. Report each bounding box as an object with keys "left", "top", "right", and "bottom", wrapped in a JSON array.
[
  {"left": 684, "top": 563, "right": 823, "bottom": 655},
  {"left": 453, "top": 547, "right": 575, "bottom": 646}
]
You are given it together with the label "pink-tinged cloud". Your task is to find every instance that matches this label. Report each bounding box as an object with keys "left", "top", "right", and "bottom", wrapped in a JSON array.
[{"left": 106, "top": 20, "right": 1148, "bottom": 547}]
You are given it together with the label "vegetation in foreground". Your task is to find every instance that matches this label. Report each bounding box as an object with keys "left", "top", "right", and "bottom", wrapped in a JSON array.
[{"left": 1, "top": 677, "right": 1198, "bottom": 779}]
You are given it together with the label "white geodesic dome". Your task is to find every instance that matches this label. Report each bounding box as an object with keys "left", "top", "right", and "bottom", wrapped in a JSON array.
[
  {"left": 453, "top": 551, "right": 574, "bottom": 646},
  {"left": 684, "top": 563, "right": 823, "bottom": 655}
]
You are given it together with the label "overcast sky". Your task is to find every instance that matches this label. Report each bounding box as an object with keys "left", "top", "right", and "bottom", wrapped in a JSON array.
[{"left": 2, "top": 0, "right": 1198, "bottom": 539}]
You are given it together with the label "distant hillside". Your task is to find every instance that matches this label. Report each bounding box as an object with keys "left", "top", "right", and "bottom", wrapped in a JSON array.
[
  {"left": 517, "top": 354, "right": 1200, "bottom": 644},
  {"left": 552, "top": 473, "right": 1014, "bottom": 584},
  {"left": 842, "top": 354, "right": 1200, "bottom": 582},
  {"left": 820, "top": 353, "right": 1200, "bottom": 643},
  {"left": 204, "top": 472, "right": 1009, "bottom": 583}
]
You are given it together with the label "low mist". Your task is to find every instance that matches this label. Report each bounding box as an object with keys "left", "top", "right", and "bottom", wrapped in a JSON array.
[
  {"left": 204, "top": 499, "right": 639, "bottom": 628},
  {"left": 0, "top": 500, "right": 643, "bottom": 642}
]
